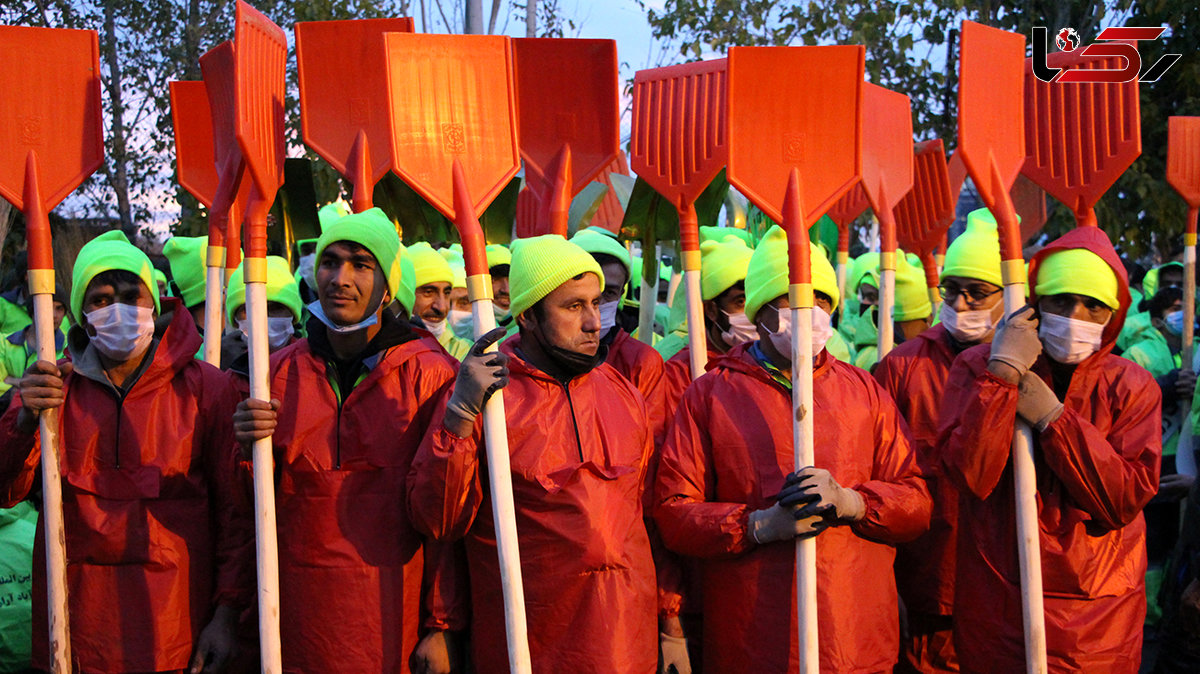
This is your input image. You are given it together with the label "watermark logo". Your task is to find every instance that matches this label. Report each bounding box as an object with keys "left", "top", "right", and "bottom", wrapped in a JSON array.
[{"left": 1032, "top": 26, "right": 1181, "bottom": 84}]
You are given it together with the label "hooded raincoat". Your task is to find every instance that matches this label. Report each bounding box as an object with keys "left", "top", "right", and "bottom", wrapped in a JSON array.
[
  {"left": 654, "top": 342, "right": 931, "bottom": 673},
  {"left": 263, "top": 316, "right": 466, "bottom": 673},
  {"left": 409, "top": 334, "right": 657, "bottom": 674},
  {"left": 604, "top": 327, "right": 665, "bottom": 405},
  {"left": 873, "top": 322, "right": 966, "bottom": 672},
  {"left": 938, "top": 227, "right": 1160, "bottom": 673},
  {"left": 0, "top": 298, "right": 253, "bottom": 673}
]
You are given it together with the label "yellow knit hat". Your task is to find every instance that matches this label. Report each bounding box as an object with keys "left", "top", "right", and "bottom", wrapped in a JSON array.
[
  {"left": 1034, "top": 248, "right": 1120, "bottom": 310},
  {"left": 225, "top": 256, "right": 303, "bottom": 323},
  {"left": 894, "top": 252, "right": 932, "bottom": 321},
  {"left": 486, "top": 243, "right": 512, "bottom": 270},
  {"left": 509, "top": 235, "right": 604, "bottom": 319},
  {"left": 941, "top": 208, "right": 1004, "bottom": 287},
  {"left": 745, "top": 225, "right": 840, "bottom": 323},
  {"left": 700, "top": 235, "right": 753, "bottom": 300},
  {"left": 407, "top": 242, "right": 455, "bottom": 287}
]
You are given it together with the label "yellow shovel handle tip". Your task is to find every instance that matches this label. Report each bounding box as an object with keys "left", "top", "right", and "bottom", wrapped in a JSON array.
[{"left": 466, "top": 274, "right": 493, "bottom": 302}]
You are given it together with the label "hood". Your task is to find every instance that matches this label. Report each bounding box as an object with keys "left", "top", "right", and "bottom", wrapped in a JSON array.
[{"left": 1028, "top": 226, "right": 1130, "bottom": 350}]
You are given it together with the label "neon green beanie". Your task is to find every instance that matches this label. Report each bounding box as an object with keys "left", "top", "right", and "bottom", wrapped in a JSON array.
[
  {"left": 152, "top": 269, "right": 168, "bottom": 296},
  {"left": 1034, "top": 248, "right": 1120, "bottom": 310},
  {"left": 572, "top": 227, "right": 632, "bottom": 280},
  {"left": 849, "top": 252, "right": 880, "bottom": 295},
  {"left": 225, "top": 256, "right": 303, "bottom": 324},
  {"left": 71, "top": 231, "right": 160, "bottom": 324},
  {"left": 509, "top": 235, "right": 604, "bottom": 319},
  {"left": 396, "top": 245, "right": 416, "bottom": 313},
  {"left": 1143, "top": 262, "right": 1182, "bottom": 299},
  {"left": 745, "top": 225, "right": 840, "bottom": 323},
  {"left": 407, "top": 242, "right": 456, "bottom": 288},
  {"left": 162, "top": 235, "right": 208, "bottom": 309},
  {"left": 700, "top": 225, "right": 755, "bottom": 249},
  {"left": 700, "top": 235, "right": 754, "bottom": 301},
  {"left": 317, "top": 202, "right": 351, "bottom": 231},
  {"left": 894, "top": 254, "right": 933, "bottom": 321},
  {"left": 316, "top": 207, "right": 404, "bottom": 300},
  {"left": 486, "top": 243, "right": 512, "bottom": 270},
  {"left": 448, "top": 260, "right": 467, "bottom": 289},
  {"left": 941, "top": 208, "right": 1004, "bottom": 287}
]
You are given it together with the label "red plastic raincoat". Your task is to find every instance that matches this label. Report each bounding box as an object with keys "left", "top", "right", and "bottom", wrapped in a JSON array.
[
  {"left": 873, "top": 323, "right": 964, "bottom": 672},
  {"left": 0, "top": 299, "right": 253, "bottom": 673},
  {"left": 605, "top": 327, "right": 665, "bottom": 403},
  {"left": 654, "top": 342, "right": 931, "bottom": 673},
  {"left": 938, "top": 227, "right": 1160, "bottom": 673},
  {"left": 409, "top": 334, "right": 657, "bottom": 673},
  {"left": 265, "top": 331, "right": 466, "bottom": 673}
]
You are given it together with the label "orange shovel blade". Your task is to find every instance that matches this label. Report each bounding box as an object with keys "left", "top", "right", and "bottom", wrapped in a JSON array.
[
  {"left": 827, "top": 181, "right": 869, "bottom": 229},
  {"left": 0, "top": 26, "right": 104, "bottom": 212},
  {"left": 726, "top": 45, "right": 865, "bottom": 227},
  {"left": 296, "top": 17, "right": 414, "bottom": 184},
  {"left": 514, "top": 38, "right": 619, "bottom": 198},
  {"left": 384, "top": 33, "right": 520, "bottom": 221},
  {"left": 957, "top": 21, "right": 1026, "bottom": 211},
  {"left": 861, "top": 82, "right": 914, "bottom": 223},
  {"left": 234, "top": 0, "right": 287, "bottom": 203},
  {"left": 895, "top": 139, "right": 954, "bottom": 258},
  {"left": 1167, "top": 117, "right": 1200, "bottom": 210},
  {"left": 170, "top": 80, "right": 220, "bottom": 208}
]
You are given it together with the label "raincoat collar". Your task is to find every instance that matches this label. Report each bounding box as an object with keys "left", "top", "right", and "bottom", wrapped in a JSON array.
[{"left": 502, "top": 333, "right": 608, "bottom": 387}]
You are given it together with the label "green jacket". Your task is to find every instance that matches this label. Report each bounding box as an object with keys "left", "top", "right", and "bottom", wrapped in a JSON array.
[
  {"left": 0, "top": 501, "right": 37, "bottom": 671},
  {"left": 0, "top": 327, "right": 65, "bottom": 396}
]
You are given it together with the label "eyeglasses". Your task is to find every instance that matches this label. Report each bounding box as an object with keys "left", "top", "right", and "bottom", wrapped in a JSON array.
[{"left": 937, "top": 284, "right": 1002, "bottom": 307}]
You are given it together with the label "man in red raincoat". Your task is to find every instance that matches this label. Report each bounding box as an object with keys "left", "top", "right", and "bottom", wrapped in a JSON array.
[
  {"left": 0, "top": 231, "right": 253, "bottom": 673},
  {"left": 409, "top": 233, "right": 657, "bottom": 673},
  {"left": 233, "top": 208, "right": 464, "bottom": 673},
  {"left": 873, "top": 209, "right": 1006, "bottom": 673},
  {"left": 939, "top": 226, "right": 1160, "bottom": 673},
  {"left": 654, "top": 225, "right": 931, "bottom": 673}
]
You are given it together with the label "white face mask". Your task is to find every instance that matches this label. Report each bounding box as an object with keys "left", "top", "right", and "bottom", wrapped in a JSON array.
[
  {"left": 940, "top": 302, "right": 997, "bottom": 343},
  {"left": 297, "top": 253, "right": 316, "bottom": 289},
  {"left": 238, "top": 316, "right": 295, "bottom": 350},
  {"left": 599, "top": 300, "right": 620, "bottom": 334},
  {"left": 765, "top": 305, "right": 832, "bottom": 359},
  {"left": 1039, "top": 312, "right": 1107, "bottom": 364},
  {"left": 425, "top": 316, "right": 448, "bottom": 337},
  {"left": 85, "top": 303, "right": 155, "bottom": 362},
  {"left": 494, "top": 304, "right": 511, "bottom": 325},
  {"left": 721, "top": 309, "right": 758, "bottom": 347},
  {"left": 307, "top": 299, "right": 381, "bottom": 334},
  {"left": 449, "top": 308, "right": 474, "bottom": 340}
]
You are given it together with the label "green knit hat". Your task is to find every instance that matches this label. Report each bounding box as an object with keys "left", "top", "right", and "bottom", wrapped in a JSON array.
[
  {"left": 486, "top": 243, "right": 512, "bottom": 270},
  {"left": 153, "top": 269, "right": 168, "bottom": 295},
  {"left": 700, "top": 235, "right": 753, "bottom": 300},
  {"left": 317, "top": 201, "right": 351, "bottom": 231},
  {"left": 1034, "top": 248, "right": 1120, "bottom": 310},
  {"left": 941, "top": 208, "right": 1004, "bottom": 287},
  {"left": 71, "top": 231, "right": 160, "bottom": 324},
  {"left": 509, "top": 235, "right": 604, "bottom": 319},
  {"left": 225, "top": 255, "right": 303, "bottom": 324},
  {"left": 407, "top": 242, "right": 456, "bottom": 287},
  {"left": 396, "top": 244, "right": 416, "bottom": 313},
  {"left": 162, "top": 235, "right": 208, "bottom": 309},
  {"left": 448, "top": 259, "right": 467, "bottom": 289},
  {"left": 745, "top": 225, "right": 840, "bottom": 323},
  {"left": 572, "top": 227, "right": 632, "bottom": 279},
  {"left": 848, "top": 252, "right": 880, "bottom": 294},
  {"left": 315, "top": 207, "right": 404, "bottom": 300},
  {"left": 894, "top": 253, "right": 933, "bottom": 321},
  {"left": 700, "top": 224, "right": 755, "bottom": 249}
]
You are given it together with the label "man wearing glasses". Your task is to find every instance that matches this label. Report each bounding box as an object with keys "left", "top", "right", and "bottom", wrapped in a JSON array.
[{"left": 873, "top": 208, "right": 1006, "bottom": 673}]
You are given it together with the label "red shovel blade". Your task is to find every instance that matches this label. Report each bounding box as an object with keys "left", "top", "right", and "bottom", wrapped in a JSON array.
[
  {"left": 200, "top": 40, "right": 247, "bottom": 253},
  {"left": 861, "top": 82, "right": 914, "bottom": 252},
  {"left": 630, "top": 58, "right": 729, "bottom": 249},
  {"left": 170, "top": 81, "right": 220, "bottom": 208},
  {"left": 0, "top": 26, "right": 104, "bottom": 216},
  {"left": 296, "top": 17, "right": 414, "bottom": 209},
  {"left": 957, "top": 20, "right": 1026, "bottom": 261},
  {"left": 384, "top": 33, "right": 520, "bottom": 223},
  {"left": 1022, "top": 50, "right": 1141, "bottom": 228},
  {"left": 1011, "top": 173, "right": 1047, "bottom": 243},
  {"left": 234, "top": 1, "right": 287, "bottom": 210},
  {"left": 1167, "top": 117, "right": 1200, "bottom": 212},
  {"left": 946, "top": 149, "right": 967, "bottom": 217},
  {"left": 827, "top": 181, "right": 869, "bottom": 229},
  {"left": 513, "top": 38, "right": 619, "bottom": 200},
  {"left": 895, "top": 138, "right": 954, "bottom": 259},
  {"left": 726, "top": 46, "right": 864, "bottom": 228}
]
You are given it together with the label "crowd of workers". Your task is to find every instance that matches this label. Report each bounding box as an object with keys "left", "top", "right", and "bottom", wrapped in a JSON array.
[{"left": 0, "top": 201, "right": 1197, "bottom": 674}]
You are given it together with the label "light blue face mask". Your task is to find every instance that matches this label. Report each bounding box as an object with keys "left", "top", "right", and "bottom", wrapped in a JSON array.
[
  {"left": 1165, "top": 310, "right": 1185, "bottom": 336},
  {"left": 307, "top": 299, "right": 381, "bottom": 334}
]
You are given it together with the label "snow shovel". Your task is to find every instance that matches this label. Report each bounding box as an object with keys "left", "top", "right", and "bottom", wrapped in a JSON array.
[
  {"left": 631, "top": 58, "right": 729, "bottom": 380},
  {"left": 232, "top": 3, "right": 287, "bottom": 671},
  {"left": 1022, "top": 51, "right": 1141, "bottom": 230},
  {"left": 513, "top": 38, "right": 619, "bottom": 237},
  {"left": 895, "top": 139, "right": 955, "bottom": 309},
  {"left": 826, "top": 181, "right": 869, "bottom": 311},
  {"left": 958, "top": 20, "right": 1046, "bottom": 674},
  {"left": 383, "top": 31, "right": 531, "bottom": 674},
  {"left": 1167, "top": 116, "right": 1200, "bottom": 478},
  {"left": 727, "top": 44, "right": 864, "bottom": 673},
  {"left": 169, "top": 77, "right": 250, "bottom": 364},
  {"left": 0, "top": 25, "right": 104, "bottom": 672},
  {"left": 941, "top": 150, "right": 969, "bottom": 274},
  {"left": 861, "top": 83, "right": 914, "bottom": 359},
  {"left": 295, "top": 17, "right": 414, "bottom": 213}
]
